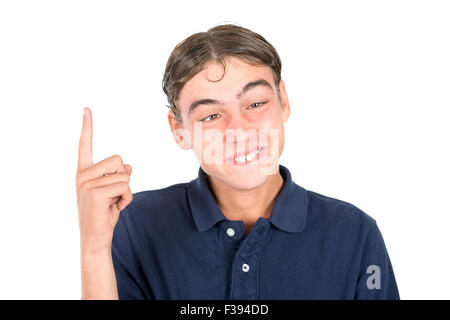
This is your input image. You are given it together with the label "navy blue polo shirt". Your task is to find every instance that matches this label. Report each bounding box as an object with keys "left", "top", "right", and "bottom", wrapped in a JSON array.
[{"left": 111, "top": 164, "right": 400, "bottom": 299}]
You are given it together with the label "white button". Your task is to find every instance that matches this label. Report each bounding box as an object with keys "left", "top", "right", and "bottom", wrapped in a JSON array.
[
  {"left": 226, "top": 228, "right": 235, "bottom": 237},
  {"left": 242, "top": 263, "right": 250, "bottom": 272}
]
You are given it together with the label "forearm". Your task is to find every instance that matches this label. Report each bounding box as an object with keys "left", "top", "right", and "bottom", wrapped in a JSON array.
[{"left": 81, "top": 249, "right": 119, "bottom": 300}]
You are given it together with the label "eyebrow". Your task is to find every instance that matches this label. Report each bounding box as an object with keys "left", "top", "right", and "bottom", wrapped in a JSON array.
[{"left": 187, "top": 79, "right": 274, "bottom": 116}]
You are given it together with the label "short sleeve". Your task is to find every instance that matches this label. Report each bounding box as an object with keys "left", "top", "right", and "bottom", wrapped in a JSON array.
[
  {"left": 354, "top": 222, "right": 400, "bottom": 300},
  {"left": 111, "top": 208, "right": 150, "bottom": 300}
]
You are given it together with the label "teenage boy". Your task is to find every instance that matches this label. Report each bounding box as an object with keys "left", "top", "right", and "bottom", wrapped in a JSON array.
[{"left": 76, "top": 24, "right": 400, "bottom": 300}]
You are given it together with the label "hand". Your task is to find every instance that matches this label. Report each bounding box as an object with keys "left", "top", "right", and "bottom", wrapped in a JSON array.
[{"left": 76, "top": 107, "right": 133, "bottom": 255}]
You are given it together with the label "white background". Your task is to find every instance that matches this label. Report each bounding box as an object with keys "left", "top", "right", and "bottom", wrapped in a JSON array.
[{"left": 0, "top": 0, "right": 449, "bottom": 299}]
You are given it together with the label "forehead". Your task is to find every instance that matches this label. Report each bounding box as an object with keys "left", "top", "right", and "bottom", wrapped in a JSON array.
[{"left": 177, "top": 57, "right": 275, "bottom": 111}]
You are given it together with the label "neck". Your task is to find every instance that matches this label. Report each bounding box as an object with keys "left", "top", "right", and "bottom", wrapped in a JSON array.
[{"left": 205, "top": 170, "right": 285, "bottom": 234}]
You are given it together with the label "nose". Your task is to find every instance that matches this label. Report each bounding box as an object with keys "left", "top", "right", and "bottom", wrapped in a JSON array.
[
  {"left": 225, "top": 114, "right": 253, "bottom": 143},
  {"left": 224, "top": 114, "right": 260, "bottom": 155}
]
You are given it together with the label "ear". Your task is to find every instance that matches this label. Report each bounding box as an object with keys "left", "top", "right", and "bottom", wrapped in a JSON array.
[
  {"left": 278, "top": 79, "right": 291, "bottom": 123},
  {"left": 168, "top": 110, "right": 191, "bottom": 150}
]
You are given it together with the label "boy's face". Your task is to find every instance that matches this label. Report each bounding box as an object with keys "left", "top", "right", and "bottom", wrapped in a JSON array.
[{"left": 168, "top": 56, "right": 290, "bottom": 190}]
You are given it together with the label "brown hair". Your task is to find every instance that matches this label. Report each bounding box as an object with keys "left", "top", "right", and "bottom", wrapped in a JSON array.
[{"left": 162, "top": 23, "right": 283, "bottom": 124}]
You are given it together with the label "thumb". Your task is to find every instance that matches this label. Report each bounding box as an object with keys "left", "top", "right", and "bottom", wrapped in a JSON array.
[{"left": 124, "top": 164, "right": 132, "bottom": 176}]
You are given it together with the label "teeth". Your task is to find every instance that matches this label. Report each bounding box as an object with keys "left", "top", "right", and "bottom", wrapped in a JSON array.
[
  {"left": 235, "top": 155, "right": 247, "bottom": 163},
  {"left": 246, "top": 149, "right": 259, "bottom": 162},
  {"left": 234, "top": 149, "right": 260, "bottom": 164}
]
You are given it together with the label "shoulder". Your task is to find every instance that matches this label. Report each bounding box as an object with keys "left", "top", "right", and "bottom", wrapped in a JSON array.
[
  {"left": 131, "top": 182, "right": 189, "bottom": 208},
  {"left": 305, "top": 188, "right": 377, "bottom": 235},
  {"left": 119, "top": 182, "right": 190, "bottom": 227}
]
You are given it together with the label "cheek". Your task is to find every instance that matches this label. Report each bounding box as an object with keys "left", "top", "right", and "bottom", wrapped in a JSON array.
[
  {"left": 253, "top": 107, "right": 283, "bottom": 132},
  {"left": 257, "top": 109, "right": 285, "bottom": 154}
]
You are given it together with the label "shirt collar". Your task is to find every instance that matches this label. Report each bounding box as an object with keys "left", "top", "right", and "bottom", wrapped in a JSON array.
[{"left": 187, "top": 164, "right": 308, "bottom": 233}]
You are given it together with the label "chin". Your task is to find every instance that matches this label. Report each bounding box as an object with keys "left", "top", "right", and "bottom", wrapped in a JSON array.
[
  {"left": 204, "top": 161, "right": 278, "bottom": 191},
  {"left": 226, "top": 172, "right": 270, "bottom": 190}
]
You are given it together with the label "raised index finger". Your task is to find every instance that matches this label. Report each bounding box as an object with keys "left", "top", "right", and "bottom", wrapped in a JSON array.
[{"left": 78, "top": 106, "right": 94, "bottom": 171}]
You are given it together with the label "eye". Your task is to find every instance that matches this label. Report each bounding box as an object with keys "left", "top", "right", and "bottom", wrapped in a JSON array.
[
  {"left": 248, "top": 101, "right": 268, "bottom": 109},
  {"left": 201, "top": 113, "right": 221, "bottom": 122}
]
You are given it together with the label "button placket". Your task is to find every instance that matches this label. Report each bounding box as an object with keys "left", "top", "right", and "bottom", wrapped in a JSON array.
[
  {"left": 229, "top": 219, "right": 271, "bottom": 300},
  {"left": 221, "top": 222, "right": 245, "bottom": 272}
]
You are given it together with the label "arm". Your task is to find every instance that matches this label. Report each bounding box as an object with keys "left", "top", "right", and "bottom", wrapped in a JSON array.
[
  {"left": 354, "top": 222, "right": 400, "bottom": 299},
  {"left": 76, "top": 107, "right": 133, "bottom": 300},
  {"left": 111, "top": 208, "right": 150, "bottom": 300},
  {"left": 81, "top": 250, "right": 118, "bottom": 300}
]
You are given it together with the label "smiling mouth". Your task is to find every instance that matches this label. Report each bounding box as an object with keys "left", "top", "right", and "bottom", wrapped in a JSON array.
[{"left": 227, "top": 147, "right": 265, "bottom": 165}]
